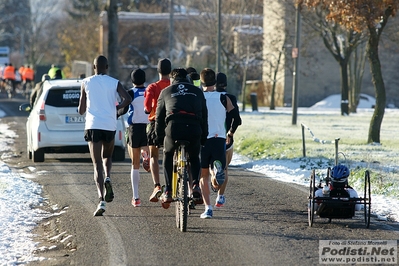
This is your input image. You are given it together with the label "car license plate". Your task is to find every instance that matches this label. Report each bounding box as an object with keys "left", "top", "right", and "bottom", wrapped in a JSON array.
[{"left": 66, "top": 116, "right": 85, "bottom": 123}]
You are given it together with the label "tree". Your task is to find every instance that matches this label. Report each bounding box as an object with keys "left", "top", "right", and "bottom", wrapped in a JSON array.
[
  {"left": 0, "top": 0, "right": 31, "bottom": 65},
  {"left": 179, "top": 0, "right": 263, "bottom": 99},
  {"left": 348, "top": 41, "right": 367, "bottom": 113},
  {"left": 303, "top": 7, "right": 366, "bottom": 115},
  {"left": 67, "top": 0, "right": 103, "bottom": 19},
  {"left": 297, "top": 0, "right": 399, "bottom": 143},
  {"left": 58, "top": 0, "right": 104, "bottom": 76}
]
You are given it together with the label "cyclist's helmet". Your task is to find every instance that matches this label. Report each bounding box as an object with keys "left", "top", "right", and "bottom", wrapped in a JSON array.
[{"left": 330, "top": 164, "right": 350, "bottom": 183}]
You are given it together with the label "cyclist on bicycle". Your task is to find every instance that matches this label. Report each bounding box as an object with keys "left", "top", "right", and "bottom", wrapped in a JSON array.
[
  {"left": 155, "top": 68, "right": 208, "bottom": 208},
  {"left": 22, "top": 65, "right": 35, "bottom": 93},
  {"left": 3, "top": 63, "right": 16, "bottom": 94}
]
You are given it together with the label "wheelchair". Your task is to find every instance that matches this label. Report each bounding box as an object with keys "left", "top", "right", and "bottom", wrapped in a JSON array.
[{"left": 308, "top": 165, "right": 371, "bottom": 228}]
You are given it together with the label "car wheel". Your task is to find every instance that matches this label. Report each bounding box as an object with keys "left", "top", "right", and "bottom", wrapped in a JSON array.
[
  {"left": 112, "top": 146, "right": 125, "bottom": 161},
  {"left": 26, "top": 134, "right": 32, "bottom": 159},
  {"left": 27, "top": 146, "right": 32, "bottom": 159},
  {"left": 32, "top": 149, "right": 45, "bottom": 162}
]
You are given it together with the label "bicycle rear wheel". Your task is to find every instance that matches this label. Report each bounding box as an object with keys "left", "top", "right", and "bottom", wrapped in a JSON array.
[
  {"left": 175, "top": 168, "right": 188, "bottom": 232},
  {"left": 174, "top": 171, "right": 180, "bottom": 229}
]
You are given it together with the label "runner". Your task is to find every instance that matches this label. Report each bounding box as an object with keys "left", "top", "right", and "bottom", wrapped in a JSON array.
[
  {"left": 122, "top": 68, "right": 150, "bottom": 207},
  {"left": 213, "top": 72, "right": 242, "bottom": 207},
  {"left": 78, "top": 55, "right": 131, "bottom": 216},
  {"left": 144, "top": 58, "right": 172, "bottom": 203},
  {"left": 199, "top": 68, "right": 239, "bottom": 219}
]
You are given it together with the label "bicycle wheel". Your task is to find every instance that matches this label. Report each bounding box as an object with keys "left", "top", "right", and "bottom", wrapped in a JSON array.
[
  {"left": 178, "top": 168, "right": 188, "bottom": 232},
  {"left": 24, "top": 82, "right": 32, "bottom": 99},
  {"left": 175, "top": 171, "right": 180, "bottom": 229},
  {"left": 364, "top": 170, "right": 371, "bottom": 228},
  {"left": 6, "top": 81, "right": 13, "bottom": 99},
  {"left": 308, "top": 169, "right": 316, "bottom": 227}
]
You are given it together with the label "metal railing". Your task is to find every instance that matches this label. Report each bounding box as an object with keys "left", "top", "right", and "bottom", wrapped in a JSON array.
[{"left": 301, "top": 123, "right": 340, "bottom": 166}]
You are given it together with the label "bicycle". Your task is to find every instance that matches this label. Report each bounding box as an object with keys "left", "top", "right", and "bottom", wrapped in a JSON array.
[
  {"left": 4, "top": 79, "right": 15, "bottom": 99},
  {"left": 23, "top": 80, "right": 34, "bottom": 99},
  {"left": 162, "top": 140, "right": 190, "bottom": 232}
]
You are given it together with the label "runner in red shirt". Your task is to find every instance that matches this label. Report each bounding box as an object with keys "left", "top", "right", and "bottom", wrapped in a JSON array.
[{"left": 144, "top": 58, "right": 171, "bottom": 203}]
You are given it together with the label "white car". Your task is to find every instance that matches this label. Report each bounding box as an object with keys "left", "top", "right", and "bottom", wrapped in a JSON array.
[{"left": 20, "top": 79, "right": 126, "bottom": 162}]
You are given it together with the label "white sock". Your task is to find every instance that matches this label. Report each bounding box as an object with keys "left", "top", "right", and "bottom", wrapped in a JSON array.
[
  {"left": 206, "top": 205, "right": 213, "bottom": 211},
  {"left": 131, "top": 167, "right": 140, "bottom": 199}
]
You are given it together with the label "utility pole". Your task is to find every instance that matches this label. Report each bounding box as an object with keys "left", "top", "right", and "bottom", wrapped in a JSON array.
[
  {"left": 169, "top": 0, "right": 174, "bottom": 61},
  {"left": 216, "top": 0, "right": 221, "bottom": 72},
  {"left": 291, "top": 5, "right": 301, "bottom": 125},
  {"left": 107, "top": 0, "right": 119, "bottom": 79}
]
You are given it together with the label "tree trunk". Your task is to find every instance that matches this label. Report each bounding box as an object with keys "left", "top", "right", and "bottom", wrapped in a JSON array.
[
  {"left": 366, "top": 28, "right": 386, "bottom": 144},
  {"left": 348, "top": 44, "right": 366, "bottom": 113},
  {"left": 107, "top": 0, "right": 119, "bottom": 79},
  {"left": 270, "top": 50, "right": 282, "bottom": 110},
  {"left": 339, "top": 60, "right": 349, "bottom": 115}
]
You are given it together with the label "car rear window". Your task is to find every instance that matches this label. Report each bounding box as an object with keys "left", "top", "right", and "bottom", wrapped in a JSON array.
[{"left": 45, "top": 88, "right": 81, "bottom": 107}]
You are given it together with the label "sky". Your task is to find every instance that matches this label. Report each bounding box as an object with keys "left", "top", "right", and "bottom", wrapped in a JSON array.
[{"left": 0, "top": 94, "right": 398, "bottom": 265}]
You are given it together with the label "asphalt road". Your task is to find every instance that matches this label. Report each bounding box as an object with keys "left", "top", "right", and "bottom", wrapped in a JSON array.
[{"left": 1, "top": 95, "right": 398, "bottom": 266}]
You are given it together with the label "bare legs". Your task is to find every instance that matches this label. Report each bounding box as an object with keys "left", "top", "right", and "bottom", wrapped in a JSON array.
[
  {"left": 200, "top": 168, "right": 211, "bottom": 205},
  {"left": 149, "top": 145, "right": 160, "bottom": 185},
  {"left": 88, "top": 139, "right": 114, "bottom": 199}
]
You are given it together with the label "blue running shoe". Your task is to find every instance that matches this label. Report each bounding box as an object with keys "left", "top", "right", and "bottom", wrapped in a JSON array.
[
  {"left": 213, "top": 160, "right": 225, "bottom": 186},
  {"left": 200, "top": 208, "right": 213, "bottom": 219},
  {"left": 215, "top": 195, "right": 225, "bottom": 208}
]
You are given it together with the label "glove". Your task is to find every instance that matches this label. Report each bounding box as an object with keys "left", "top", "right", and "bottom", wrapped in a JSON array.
[
  {"left": 155, "top": 136, "right": 164, "bottom": 148},
  {"left": 227, "top": 134, "right": 234, "bottom": 145}
]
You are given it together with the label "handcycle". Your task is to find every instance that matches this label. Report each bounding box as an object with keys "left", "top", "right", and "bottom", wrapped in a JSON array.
[
  {"left": 308, "top": 166, "right": 371, "bottom": 228},
  {"left": 161, "top": 140, "right": 191, "bottom": 232}
]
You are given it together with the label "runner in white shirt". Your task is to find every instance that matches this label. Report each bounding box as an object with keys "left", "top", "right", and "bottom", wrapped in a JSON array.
[{"left": 78, "top": 55, "right": 131, "bottom": 216}]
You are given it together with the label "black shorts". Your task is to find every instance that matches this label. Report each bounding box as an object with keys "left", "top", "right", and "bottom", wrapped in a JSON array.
[
  {"left": 200, "top": 137, "right": 226, "bottom": 169},
  {"left": 127, "top": 123, "right": 148, "bottom": 148},
  {"left": 147, "top": 121, "right": 157, "bottom": 146},
  {"left": 84, "top": 129, "right": 115, "bottom": 143}
]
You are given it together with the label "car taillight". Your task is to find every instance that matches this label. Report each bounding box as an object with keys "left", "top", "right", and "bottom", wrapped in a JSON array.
[
  {"left": 38, "top": 132, "right": 41, "bottom": 142},
  {"left": 118, "top": 130, "right": 122, "bottom": 140},
  {"left": 39, "top": 101, "right": 46, "bottom": 121}
]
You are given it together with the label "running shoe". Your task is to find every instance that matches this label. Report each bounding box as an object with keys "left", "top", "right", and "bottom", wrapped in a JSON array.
[
  {"left": 104, "top": 177, "right": 114, "bottom": 202},
  {"left": 192, "top": 185, "right": 203, "bottom": 205},
  {"left": 213, "top": 160, "right": 225, "bottom": 186},
  {"left": 160, "top": 190, "right": 172, "bottom": 209},
  {"left": 93, "top": 201, "right": 106, "bottom": 216},
  {"left": 200, "top": 208, "right": 213, "bottom": 219},
  {"left": 149, "top": 185, "right": 162, "bottom": 202},
  {"left": 215, "top": 194, "right": 225, "bottom": 208},
  {"left": 132, "top": 198, "right": 141, "bottom": 207},
  {"left": 141, "top": 150, "right": 150, "bottom": 172},
  {"left": 161, "top": 190, "right": 173, "bottom": 203}
]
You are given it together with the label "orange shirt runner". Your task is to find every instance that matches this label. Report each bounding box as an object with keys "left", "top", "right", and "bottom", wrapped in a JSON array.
[
  {"left": 144, "top": 79, "right": 171, "bottom": 121},
  {"left": 23, "top": 67, "right": 34, "bottom": 81},
  {"left": 3, "top": 65, "right": 16, "bottom": 80}
]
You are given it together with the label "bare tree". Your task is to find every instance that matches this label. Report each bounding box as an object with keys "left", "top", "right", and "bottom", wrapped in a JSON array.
[
  {"left": 298, "top": 0, "right": 399, "bottom": 143},
  {"left": 348, "top": 41, "right": 367, "bottom": 113},
  {"left": 28, "top": 0, "right": 62, "bottom": 67},
  {"left": 302, "top": 7, "right": 366, "bottom": 115}
]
